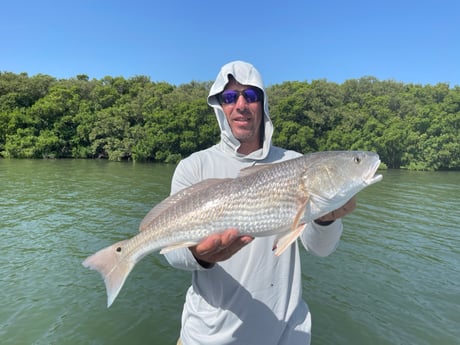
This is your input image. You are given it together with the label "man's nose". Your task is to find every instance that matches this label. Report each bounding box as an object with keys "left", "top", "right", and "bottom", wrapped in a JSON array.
[{"left": 235, "top": 93, "right": 248, "bottom": 107}]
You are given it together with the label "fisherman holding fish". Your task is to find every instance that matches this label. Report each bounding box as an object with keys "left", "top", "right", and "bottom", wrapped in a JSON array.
[
  {"left": 167, "top": 61, "right": 357, "bottom": 345},
  {"left": 83, "top": 61, "right": 383, "bottom": 343}
]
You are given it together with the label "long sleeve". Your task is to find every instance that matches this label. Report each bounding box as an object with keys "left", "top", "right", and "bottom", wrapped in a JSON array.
[
  {"left": 163, "top": 244, "right": 209, "bottom": 271},
  {"left": 300, "top": 220, "right": 343, "bottom": 257}
]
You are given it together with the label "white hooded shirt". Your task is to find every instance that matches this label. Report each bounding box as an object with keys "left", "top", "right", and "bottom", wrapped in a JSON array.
[{"left": 164, "top": 61, "right": 343, "bottom": 345}]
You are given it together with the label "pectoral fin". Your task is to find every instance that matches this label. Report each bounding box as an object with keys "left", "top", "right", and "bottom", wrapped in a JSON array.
[
  {"left": 273, "top": 198, "right": 308, "bottom": 256},
  {"left": 273, "top": 224, "right": 306, "bottom": 256}
]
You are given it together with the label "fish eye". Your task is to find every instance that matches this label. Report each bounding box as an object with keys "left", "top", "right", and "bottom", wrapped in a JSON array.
[{"left": 354, "top": 156, "right": 362, "bottom": 164}]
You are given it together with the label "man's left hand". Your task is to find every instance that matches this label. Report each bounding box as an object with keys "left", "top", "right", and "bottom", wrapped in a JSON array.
[{"left": 315, "top": 197, "right": 356, "bottom": 223}]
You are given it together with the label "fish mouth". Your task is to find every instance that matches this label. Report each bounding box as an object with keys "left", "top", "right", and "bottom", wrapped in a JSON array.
[{"left": 364, "top": 159, "right": 383, "bottom": 186}]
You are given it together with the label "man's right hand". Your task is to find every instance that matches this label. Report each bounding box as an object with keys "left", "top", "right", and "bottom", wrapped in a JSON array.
[{"left": 190, "top": 228, "right": 253, "bottom": 266}]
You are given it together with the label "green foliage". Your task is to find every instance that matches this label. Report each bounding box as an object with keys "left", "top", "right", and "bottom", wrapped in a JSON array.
[{"left": 0, "top": 72, "right": 458, "bottom": 170}]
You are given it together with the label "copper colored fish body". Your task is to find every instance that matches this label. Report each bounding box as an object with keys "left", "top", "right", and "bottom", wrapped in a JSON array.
[{"left": 83, "top": 151, "right": 383, "bottom": 307}]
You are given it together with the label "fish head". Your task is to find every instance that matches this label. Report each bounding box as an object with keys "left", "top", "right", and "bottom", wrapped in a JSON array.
[{"left": 300, "top": 151, "right": 383, "bottom": 220}]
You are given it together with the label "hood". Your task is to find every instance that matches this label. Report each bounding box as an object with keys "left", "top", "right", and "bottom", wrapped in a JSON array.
[{"left": 207, "top": 61, "right": 274, "bottom": 161}]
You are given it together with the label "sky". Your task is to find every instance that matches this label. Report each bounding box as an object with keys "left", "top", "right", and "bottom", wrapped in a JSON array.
[{"left": 1, "top": 0, "right": 459, "bottom": 87}]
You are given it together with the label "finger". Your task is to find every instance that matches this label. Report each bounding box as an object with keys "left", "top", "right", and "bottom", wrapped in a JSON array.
[
  {"left": 193, "top": 229, "right": 239, "bottom": 257},
  {"left": 193, "top": 234, "right": 221, "bottom": 256},
  {"left": 206, "top": 236, "right": 253, "bottom": 262},
  {"left": 335, "top": 197, "right": 357, "bottom": 218},
  {"left": 219, "top": 229, "right": 240, "bottom": 248},
  {"left": 343, "top": 197, "right": 357, "bottom": 215},
  {"left": 316, "top": 197, "right": 357, "bottom": 222},
  {"left": 225, "top": 235, "right": 253, "bottom": 254}
]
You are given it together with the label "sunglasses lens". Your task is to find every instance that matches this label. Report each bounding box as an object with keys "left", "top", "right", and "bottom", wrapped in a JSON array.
[
  {"left": 220, "top": 88, "right": 261, "bottom": 104},
  {"left": 221, "top": 90, "right": 239, "bottom": 104},
  {"left": 243, "top": 89, "right": 259, "bottom": 103}
]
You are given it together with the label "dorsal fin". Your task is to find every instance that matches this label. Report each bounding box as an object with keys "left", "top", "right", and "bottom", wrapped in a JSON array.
[
  {"left": 238, "top": 164, "right": 272, "bottom": 178},
  {"left": 139, "top": 178, "right": 230, "bottom": 232}
]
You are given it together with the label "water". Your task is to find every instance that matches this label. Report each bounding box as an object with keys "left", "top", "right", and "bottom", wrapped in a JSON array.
[{"left": 1, "top": 160, "right": 459, "bottom": 345}]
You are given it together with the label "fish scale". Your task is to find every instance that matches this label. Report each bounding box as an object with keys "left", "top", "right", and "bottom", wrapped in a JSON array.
[
  {"left": 149, "top": 170, "right": 298, "bottom": 240},
  {"left": 83, "top": 151, "right": 383, "bottom": 307}
]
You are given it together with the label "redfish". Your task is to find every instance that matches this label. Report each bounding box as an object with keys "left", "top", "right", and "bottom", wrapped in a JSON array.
[{"left": 83, "top": 151, "right": 383, "bottom": 307}]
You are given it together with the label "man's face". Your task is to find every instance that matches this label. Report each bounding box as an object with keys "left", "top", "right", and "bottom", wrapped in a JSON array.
[{"left": 221, "top": 78, "right": 263, "bottom": 154}]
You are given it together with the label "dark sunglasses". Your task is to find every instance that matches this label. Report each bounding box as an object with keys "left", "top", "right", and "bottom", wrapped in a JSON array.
[{"left": 218, "top": 88, "right": 262, "bottom": 104}]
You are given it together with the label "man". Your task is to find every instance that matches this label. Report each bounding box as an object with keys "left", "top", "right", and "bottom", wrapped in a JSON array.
[{"left": 165, "top": 61, "right": 355, "bottom": 345}]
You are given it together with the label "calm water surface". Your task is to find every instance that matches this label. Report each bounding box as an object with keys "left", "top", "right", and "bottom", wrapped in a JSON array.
[{"left": 1, "top": 159, "right": 459, "bottom": 345}]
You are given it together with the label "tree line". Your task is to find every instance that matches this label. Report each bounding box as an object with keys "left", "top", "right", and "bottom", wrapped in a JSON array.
[{"left": 0, "top": 72, "right": 459, "bottom": 170}]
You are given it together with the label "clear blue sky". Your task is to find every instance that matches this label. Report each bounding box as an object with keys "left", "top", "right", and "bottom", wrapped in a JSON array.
[{"left": 1, "top": 0, "right": 459, "bottom": 86}]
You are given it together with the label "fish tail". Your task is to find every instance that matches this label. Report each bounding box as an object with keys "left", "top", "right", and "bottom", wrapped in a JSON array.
[{"left": 82, "top": 239, "right": 134, "bottom": 308}]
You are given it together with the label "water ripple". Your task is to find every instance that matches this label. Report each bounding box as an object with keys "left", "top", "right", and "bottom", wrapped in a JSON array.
[{"left": 1, "top": 161, "right": 459, "bottom": 345}]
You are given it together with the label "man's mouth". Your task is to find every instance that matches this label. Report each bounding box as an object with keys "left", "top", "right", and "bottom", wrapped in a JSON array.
[{"left": 234, "top": 116, "right": 251, "bottom": 123}]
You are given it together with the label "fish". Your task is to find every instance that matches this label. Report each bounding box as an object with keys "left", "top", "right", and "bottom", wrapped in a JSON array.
[{"left": 82, "top": 150, "right": 383, "bottom": 307}]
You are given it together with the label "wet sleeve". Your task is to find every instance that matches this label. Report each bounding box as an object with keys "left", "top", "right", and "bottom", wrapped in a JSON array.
[
  {"left": 162, "top": 159, "right": 210, "bottom": 271},
  {"left": 299, "top": 220, "right": 344, "bottom": 257}
]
